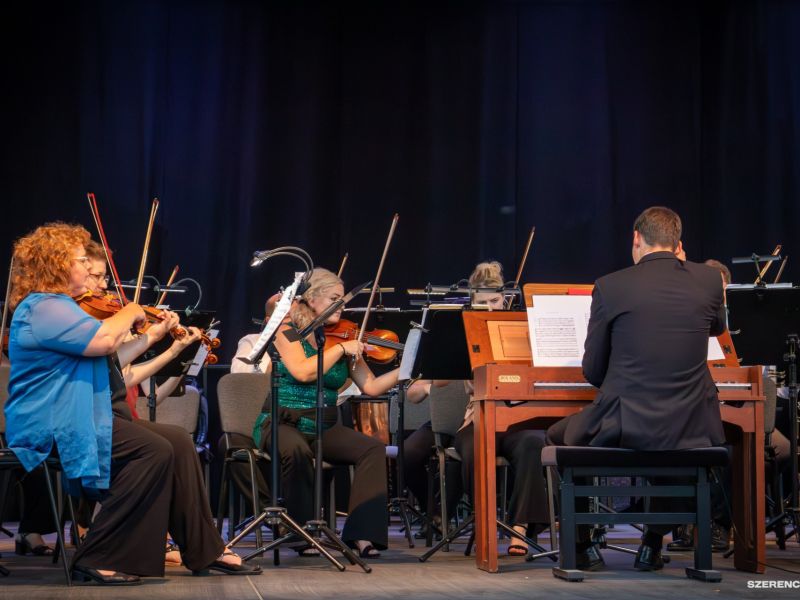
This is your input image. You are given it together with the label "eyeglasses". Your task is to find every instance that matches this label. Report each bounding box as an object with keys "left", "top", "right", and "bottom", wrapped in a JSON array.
[
  {"left": 88, "top": 273, "right": 110, "bottom": 284},
  {"left": 73, "top": 256, "right": 91, "bottom": 266}
]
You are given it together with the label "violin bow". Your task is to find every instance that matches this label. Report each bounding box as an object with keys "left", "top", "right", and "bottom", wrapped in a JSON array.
[
  {"left": 87, "top": 192, "right": 128, "bottom": 304},
  {"left": 356, "top": 214, "right": 399, "bottom": 352},
  {"left": 157, "top": 264, "right": 179, "bottom": 306},
  {"left": 0, "top": 256, "right": 13, "bottom": 367},
  {"left": 337, "top": 252, "right": 349, "bottom": 278},
  {"left": 754, "top": 244, "right": 781, "bottom": 285},
  {"left": 513, "top": 226, "right": 536, "bottom": 289},
  {"left": 133, "top": 198, "right": 160, "bottom": 305},
  {"left": 774, "top": 256, "right": 789, "bottom": 284}
]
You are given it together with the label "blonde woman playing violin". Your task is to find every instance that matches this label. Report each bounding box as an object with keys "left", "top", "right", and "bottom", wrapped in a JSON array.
[{"left": 254, "top": 267, "right": 400, "bottom": 558}]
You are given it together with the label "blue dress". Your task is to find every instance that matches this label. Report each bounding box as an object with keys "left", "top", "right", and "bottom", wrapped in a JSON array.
[{"left": 4, "top": 293, "right": 113, "bottom": 491}]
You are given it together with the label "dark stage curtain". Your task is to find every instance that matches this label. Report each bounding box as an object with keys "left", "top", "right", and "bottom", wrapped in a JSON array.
[{"left": 2, "top": 0, "right": 798, "bottom": 361}]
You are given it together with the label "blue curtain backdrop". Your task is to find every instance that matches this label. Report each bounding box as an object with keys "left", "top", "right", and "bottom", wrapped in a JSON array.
[{"left": 2, "top": 0, "right": 798, "bottom": 361}]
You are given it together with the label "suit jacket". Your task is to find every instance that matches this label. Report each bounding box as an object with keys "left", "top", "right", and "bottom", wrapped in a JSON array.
[{"left": 563, "top": 251, "right": 727, "bottom": 451}]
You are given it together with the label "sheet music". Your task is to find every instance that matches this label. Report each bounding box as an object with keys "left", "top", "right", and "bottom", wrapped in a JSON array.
[
  {"left": 708, "top": 336, "right": 725, "bottom": 361},
  {"left": 398, "top": 308, "right": 427, "bottom": 381},
  {"left": 187, "top": 328, "right": 219, "bottom": 377},
  {"left": 247, "top": 272, "right": 304, "bottom": 366},
  {"left": 527, "top": 295, "right": 592, "bottom": 367}
]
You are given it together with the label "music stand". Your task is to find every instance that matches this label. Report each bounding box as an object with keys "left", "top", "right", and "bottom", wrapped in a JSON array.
[
  {"left": 727, "top": 286, "right": 800, "bottom": 544},
  {"left": 383, "top": 310, "right": 431, "bottom": 547},
  {"left": 415, "top": 310, "right": 555, "bottom": 563},
  {"left": 137, "top": 310, "right": 215, "bottom": 422},
  {"left": 230, "top": 285, "right": 372, "bottom": 573}
]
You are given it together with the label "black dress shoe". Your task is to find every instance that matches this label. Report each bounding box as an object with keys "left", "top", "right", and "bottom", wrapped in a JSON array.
[
  {"left": 711, "top": 522, "right": 730, "bottom": 553},
  {"left": 666, "top": 524, "right": 694, "bottom": 551},
  {"left": 634, "top": 543, "right": 665, "bottom": 571},
  {"left": 575, "top": 544, "right": 605, "bottom": 571},
  {"left": 72, "top": 564, "right": 141, "bottom": 585}
]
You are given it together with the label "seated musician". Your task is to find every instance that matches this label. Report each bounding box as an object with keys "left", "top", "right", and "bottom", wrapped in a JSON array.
[
  {"left": 546, "top": 206, "right": 727, "bottom": 571},
  {"left": 86, "top": 240, "right": 257, "bottom": 571},
  {"left": 452, "top": 261, "right": 550, "bottom": 555},
  {"left": 230, "top": 292, "right": 281, "bottom": 374},
  {"left": 215, "top": 292, "right": 280, "bottom": 548},
  {"left": 253, "top": 267, "right": 400, "bottom": 558},
  {"left": 5, "top": 223, "right": 259, "bottom": 585}
]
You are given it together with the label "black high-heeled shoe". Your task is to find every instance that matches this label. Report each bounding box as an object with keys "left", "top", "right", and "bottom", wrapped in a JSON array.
[
  {"left": 15, "top": 533, "right": 54, "bottom": 556},
  {"left": 72, "top": 564, "right": 141, "bottom": 585}
]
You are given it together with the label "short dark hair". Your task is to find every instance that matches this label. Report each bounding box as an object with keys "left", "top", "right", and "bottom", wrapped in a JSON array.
[
  {"left": 633, "top": 206, "right": 682, "bottom": 250},
  {"left": 704, "top": 259, "right": 732, "bottom": 285}
]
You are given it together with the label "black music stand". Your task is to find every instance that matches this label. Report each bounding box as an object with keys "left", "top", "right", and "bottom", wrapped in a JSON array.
[
  {"left": 416, "top": 309, "right": 556, "bottom": 563},
  {"left": 727, "top": 286, "right": 800, "bottom": 544},
  {"left": 230, "top": 284, "right": 372, "bottom": 573},
  {"left": 137, "top": 310, "right": 215, "bottom": 422},
  {"left": 385, "top": 310, "right": 431, "bottom": 548},
  {"left": 341, "top": 308, "right": 437, "bottom": 547},
  {"left": 228, "top": 337, "right": 353, "bottom": 570}
]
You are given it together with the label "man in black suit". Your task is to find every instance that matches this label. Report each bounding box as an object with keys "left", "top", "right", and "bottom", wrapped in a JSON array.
[{"left": 547, "top": 206, "right": 727, "bottom": 571}]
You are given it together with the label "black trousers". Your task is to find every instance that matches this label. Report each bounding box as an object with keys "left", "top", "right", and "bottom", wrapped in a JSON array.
[
  {"left": 17, "top": 469, "right": 57, "bottom": 535},
  {"left": 455, "top": 423, "right": 550, "bottom": 528},
  {"left": 70, "top": 417, "right": 173, "bottom": 576},
  {"left": 71, "top": 417, "right": 224, "bottom": 576},
  {"left": 403, "top": 422, "right": 459, "bottom": 517},
  {"left": 547, "top": 415, "right": 688, "bottom": 546},
  {"left": 136, "top": 420, "right": 224, "bottom": 571},
  {"left": 264, "top": 422, "right": 388, "bottom": 549}
]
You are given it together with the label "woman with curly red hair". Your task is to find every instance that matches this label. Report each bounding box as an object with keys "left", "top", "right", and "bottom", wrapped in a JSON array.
[{"left": 4, "top": 222, "right": 259, "bottom": 584}]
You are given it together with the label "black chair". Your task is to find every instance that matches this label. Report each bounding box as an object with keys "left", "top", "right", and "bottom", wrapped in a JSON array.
[
  {"left": 215, "top": 373, "right": 271, "bottom": 546},
  {"left": 215, "top": 372, "right": 337, "bottom": 548},
  {"left": 1, "top": 361, "right": 74, "bottom": 584},
  {"left": 0, "top": 450, "right": 73, "bottom": 585},
  {"left": 542, "top": 445, "right": 729, "bottom": 583},
  {"left": 419, "top": 383, "right": 558, "bottom": 562},
  {"left": 135, "top": 384, "right": 209, "bottom": 495}
]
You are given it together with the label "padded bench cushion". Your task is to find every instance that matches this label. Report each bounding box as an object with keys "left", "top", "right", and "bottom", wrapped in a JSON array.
[{"left": 541, "top": 445, "right": 729, "bottom": 468}]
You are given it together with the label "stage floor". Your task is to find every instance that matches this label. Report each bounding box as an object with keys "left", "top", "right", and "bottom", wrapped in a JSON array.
[{"left": 1, "top": 519, "right": 798, "bottom": 599}]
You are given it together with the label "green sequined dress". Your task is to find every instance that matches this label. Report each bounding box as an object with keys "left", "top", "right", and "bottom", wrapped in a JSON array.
[{"left": 253, "top": 332, "right": 349, "bottom": 446}]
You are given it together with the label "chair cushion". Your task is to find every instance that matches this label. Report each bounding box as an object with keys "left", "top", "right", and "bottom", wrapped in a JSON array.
[{"left": 541, "top": 445, "right": 729, "bottom": 468}]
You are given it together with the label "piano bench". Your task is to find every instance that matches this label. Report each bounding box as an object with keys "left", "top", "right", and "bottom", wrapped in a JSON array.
[{"left": 541, "top": 445, "right": 729, "bottom": 583}]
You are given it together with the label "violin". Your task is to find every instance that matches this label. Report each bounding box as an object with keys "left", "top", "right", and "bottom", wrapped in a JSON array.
[
  {"left": 199, "top": 331, "right": 221, "bottom": 364},
  {"left": 324, "top": 318, "right": 403, "bottom": 364},
  {"left": 73, "top": 291, "right": 187, "bottom": 339},
  {"left": 75, "top": 291, "right": 221, "bottom": 363}
]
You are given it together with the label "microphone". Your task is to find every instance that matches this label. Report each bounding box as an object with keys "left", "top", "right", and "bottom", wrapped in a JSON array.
[
  {"left": 250, "top": 250, "right": 272, "bottom": 268},
  {"left": 153, "top": 285, "right": 188, "bottom": 294},
  {"left": 117, "top": 279, "right": 151, "bottom": 290}
]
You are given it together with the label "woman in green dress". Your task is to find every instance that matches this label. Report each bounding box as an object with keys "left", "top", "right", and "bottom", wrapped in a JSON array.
[{"left": 254, "top": 268, "right": 399, "bottom": 557}]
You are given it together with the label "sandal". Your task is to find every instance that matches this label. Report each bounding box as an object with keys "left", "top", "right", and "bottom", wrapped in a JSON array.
[
  {"left": 294, "top": 545, "right": 321, "bottom": 557},
  {"left": 15, "top": 533, "right": 54, "bottom": 557},
  {"left": 193, "top": 550, "right": 262, "bottom": 576},
  {"left": 165, "top": 541, "right": 182, "bottom": 565},
  {"left": 357, "top": 544, "right": 381, "bottom": 559},
  {"left": 507, "top": 543, "right": 528, "bottom": 557}
]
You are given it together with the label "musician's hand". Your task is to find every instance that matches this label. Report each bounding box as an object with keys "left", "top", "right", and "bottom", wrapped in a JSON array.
[
  {"left": 147, "top": 310, "right": 180, "bottom": 342},
  {"left": 171, "top": 326, "right": 203, "bottom": 353},
  {"left": 339, "top": 340, "right": 364, "bottom": 361},
  {"left": 122, "top": 302, "right": 147, "bottom": 328}
]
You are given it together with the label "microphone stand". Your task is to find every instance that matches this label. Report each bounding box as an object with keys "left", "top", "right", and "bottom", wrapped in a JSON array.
[{"left": 229, "top": 281, "right": 372, "bottom": 573}]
